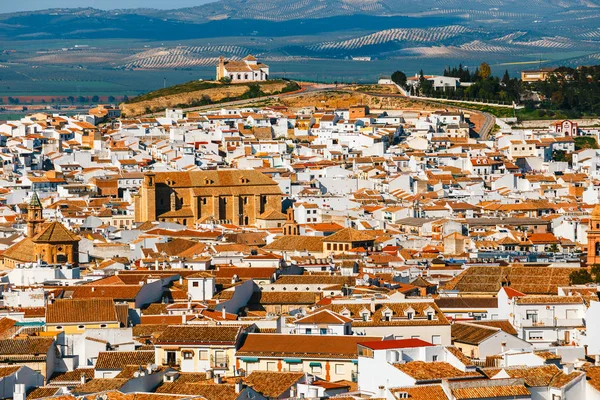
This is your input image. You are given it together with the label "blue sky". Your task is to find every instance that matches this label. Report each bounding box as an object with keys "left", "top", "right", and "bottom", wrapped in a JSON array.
[{"left": 2, "top": 0, "right": 216, "bottom": 13}]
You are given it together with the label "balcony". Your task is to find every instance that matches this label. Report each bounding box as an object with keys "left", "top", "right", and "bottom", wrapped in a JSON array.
[
  {"left": 518, "top": 318, "right": 583, "bottom": 328},
  {"left": 210, "top": 354, "right": 229, "bottom": 369},
  {"left": 162, "top": 358, "right": 181, "bottom": 367}
]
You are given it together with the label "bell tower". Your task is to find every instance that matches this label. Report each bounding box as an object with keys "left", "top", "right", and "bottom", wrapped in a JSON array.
[
  {"left": 27, "top": 192, "right": 44, "bottom": 238},
  {"left": 282, "top": 207, "right": 299, "bottom": 236},
  {"left": 587, "top": 204, "right": 600, "bottom": 267}
]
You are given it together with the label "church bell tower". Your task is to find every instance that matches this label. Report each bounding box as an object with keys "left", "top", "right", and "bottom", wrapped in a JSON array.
[{"left": 27, "top": 192, "right": 44, "bottom": 238}]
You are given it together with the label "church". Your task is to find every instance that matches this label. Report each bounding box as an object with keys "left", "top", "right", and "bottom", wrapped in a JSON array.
[
  {"left": 216, "top": 55, "right": 270, "bottom": 83},
  {"left": 134, "top": 170, "right": 282, "bottom": 227},
  {"left": 2, "top": 193, "right": 80, "bottom": 269}
]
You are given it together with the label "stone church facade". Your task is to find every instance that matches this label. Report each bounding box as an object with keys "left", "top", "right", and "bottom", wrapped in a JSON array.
[{"left": 135, "top": 170, "right": 282, "bottom": 227}]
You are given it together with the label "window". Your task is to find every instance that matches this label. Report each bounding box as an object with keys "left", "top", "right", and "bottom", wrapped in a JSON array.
[
  {"left": 432, "top": 335, "right": 441, "bottom": 345},
  {"left": 78, "top": 325, "right": 85, "bottom": 329},
  {"left": 311, "top": 365, "right": 322, "bottom": 374},
  {"left": 199, "top": 350, "right": 208, "bottom": 360},
  {"left": 529, "top": 331, "right": 543, "bottom": 340},
  {"left": 526, "top": 311, "right": 538, "bottom": 323},
  {"left": 411, "top": 335, "right": 420, "bottom": 339},
  {"left": 407, "top": 312, "right": 414, "bottom": 320},
  {"left": 335, "top": 364, "right": 344, "bottom": 375},
  {"left": 432, "top": 355, "right": 438, "bottom": 362},
  {"left": 305, "top": 328, "right": 312, "bottom": 335},
  {"left": 320, "top": 328, "right": 327, "bottom": 335},
  {"left": 267, "top": 362, "right": 277, "bottom": 371},
  {"left": 427, "top": 312, "right": 434, "bottom": 320},
  {"left": 192, "top": 281, "right": 199, "bottom": 287},
  {"left": 100, "top": 324, "right": 107, "bottom": 328},
  {"left": 289, "top": 363, "right": 303, "bottom": 372},
  {"left": 183, "top": 351, "right": 193, "bottom": 360}
]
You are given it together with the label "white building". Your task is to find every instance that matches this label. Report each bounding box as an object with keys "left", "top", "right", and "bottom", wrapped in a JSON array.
[{"left": 216, "top": 55, "right": 270, "bottom": 83}]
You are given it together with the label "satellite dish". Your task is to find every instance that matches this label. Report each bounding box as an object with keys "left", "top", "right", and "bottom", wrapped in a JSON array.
[{"left": 363, "top": 273, "right": 370, "bottom": 281}]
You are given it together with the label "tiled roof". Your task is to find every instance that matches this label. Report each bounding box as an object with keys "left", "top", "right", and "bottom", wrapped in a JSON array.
[
  {"left": 33, "top": 221, "right": 80, "bottom": 243},
  {"left": 394, "top": 361, "right": 482, "bottom": 381},
  {"left": 322, "top": 228, "right": 377, "bottom": 243},
  {"left": 483, "top": 365, "right": 581, "bottom": 388},
  {"left": 514, "top": 295, "right": 584, "bottom": 305},
  {"left": 294, "top": 309, "right": 352, "bottom": 324},
  {"left": 49, "top": 368, "right": 95, "bottom": 383},
  {"left": 435, "top": 297, "right": 498, "bottom": 309},
  {"left": 243, "top": 371, "right": 304, "bottom": 397},
  {"left": 451, "top": 322, "right": 500, "bottom": 345},
  {"left": 440, "top": 266, "right": 578, "bottom": 295},
  {"left": 156, "top": 382, "right": 238, "bottom": 400},
  {"left": 95, "top": 351, "right": 155, "bottom": 370},
  {"left": 155, "top": 326, "right": 241, "bottom": 345},
  {"left": 469, "top": 320, "right": 518, "bottom": 336},
  {"left": 0, "top": 337, "right": 54, "bottom": 356},
  {"left": 389, "top": 385, "right": 449, "bottom": 400},
  {"left": 263, "top": 236, "right": 324, "bottom": 252},
  {"left": 0, "top": 366, "right": 20, "bottom": 378},
  {"left": 46, "top": 298, "right": 118, "bottom": 324},
  {"left": 27, "top": 386, "right": 61, "bottom": 399},
  {"left": 72, "top": 378, "right": 128, "bottom": 395},
  {"left": 451, "top": 385, "right": 530, "bottom": 399}
]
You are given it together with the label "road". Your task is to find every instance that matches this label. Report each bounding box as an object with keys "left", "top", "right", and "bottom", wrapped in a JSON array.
[
  {"left": 144, "top": 82, "right": 496, "bottom": 139},
  {"left": 355, "top": 90, "right": 496, "bottom": 140}
]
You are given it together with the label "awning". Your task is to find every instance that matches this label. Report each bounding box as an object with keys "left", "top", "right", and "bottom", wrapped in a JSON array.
[
  {"left": 284, "top": 358, "right": 302, "bottom": 364},
  {"left": 309, "top": 362, "right": 322, "bottom": 368},
  {"left": 352, "top": 360, "right": 358, "bottom": 364},
  {"left": 240, "top": 357, "right": 259, "bottom": 363}
]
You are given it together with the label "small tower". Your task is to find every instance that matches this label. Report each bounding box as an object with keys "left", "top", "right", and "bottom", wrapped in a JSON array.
[
  {"left": 27, "top": 192, "right": 44, "bottom": 238},
  {"left": 588, "top": 204, "right": 600, "bottom": 267},
  {"left": 282, "top": 207, "right": 299, "bottom": 236},
  {"left": 217, "top": 56, "right": 226, "bottom": 81}
]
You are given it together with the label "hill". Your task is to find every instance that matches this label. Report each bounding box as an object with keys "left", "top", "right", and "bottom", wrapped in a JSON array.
[{"left": 120, "top": 80, "right": 299, "bottom": 116}]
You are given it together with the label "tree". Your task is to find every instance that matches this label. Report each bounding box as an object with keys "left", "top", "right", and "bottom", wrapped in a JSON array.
[
  {"left": 479, "top": 62, "right": 491, "bottom": 80},
  {"left": 108, "top": 96, "right": 116, "bottom": 103},
  {"left": 67, "top": 96, "right": 75, "bottom": 104},
  {"left": 92, "top": 95, "right": 100, "bottom": 103},
  {"left": 391, "top": 71, "right": 407, "bottom": 88},
  {"left": 570, "top": 269, "right": 593, "bottom": 285},
  {"left": 502, "top": 70, "right": 510, "bottom": 85},
  {"left": 219, "top": 76, "right": 232, "bottom": 84}
]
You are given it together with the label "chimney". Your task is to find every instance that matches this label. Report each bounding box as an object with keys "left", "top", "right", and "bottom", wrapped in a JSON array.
[
  {"left": 501, "top": 342, "right": 506, "bottom": 353},
  {"left": 80, "top": 373, "right": 87, "bottom": 385},
  {"left": 91, "top": 287, "right": 95, "bottom": 292},
  {"left": 179, "top": 277, "right": 183, "bottom": 285},
  {"left": 235, "top": 379, "right": 243, "bottom": 394},
  {"left": 370, "top": 301, "right": 376, "bottom": 313},
  {"left": 222, "top": 307, "right": 226, "bottom": 320},
  {"left": 181, "top": 314, "right": 186, "bottom": 324},
  {"left": 563, "top": 364, "right": 574, "bottom": 374},
  {"left": 206, "top": 369, "right": 214, "bottom": 380},
  {"left": 214, "top": 374, "right": 222, "bottom": 384},
  {"left": 378, "top": 385, "right": 386, "bottom": 398},
  {"left": 13, "top": 384, "right": 25, "bottom": 400},
  {"left": 595, "top": 355, "right": 600, "bottom": 366}
]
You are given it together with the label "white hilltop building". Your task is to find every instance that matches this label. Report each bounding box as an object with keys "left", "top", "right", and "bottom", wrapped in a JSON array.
[{"left": 216, "top": 55, "right": 270, "bottom": 83}]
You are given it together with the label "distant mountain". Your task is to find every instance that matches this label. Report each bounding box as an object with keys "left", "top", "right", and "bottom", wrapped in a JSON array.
[{"left": 1, "top": 0, "right": 599, "bottom": 72}]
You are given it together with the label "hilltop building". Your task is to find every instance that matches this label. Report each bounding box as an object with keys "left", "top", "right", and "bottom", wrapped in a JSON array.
[
  {"left": 134, "top": 170, "right": 282, "bottom": 227},
  {"left": 521, "top": 67, "right": 557, "bottom": 82},
  {"left": 216, "top": 55, "right": 270, "bottom": 83}
]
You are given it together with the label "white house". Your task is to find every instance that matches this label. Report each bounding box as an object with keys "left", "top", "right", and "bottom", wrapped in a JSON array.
[{"left": 216, "top": 55, "right": 269, "bottom": 83}]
